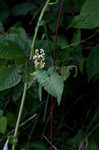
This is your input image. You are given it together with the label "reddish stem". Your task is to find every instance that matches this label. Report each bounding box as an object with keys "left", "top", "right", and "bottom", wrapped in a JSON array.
[
  {"left": 50, "top": 96, "right": 54, "bottom": 149},
  {"left": 53, "top": 0, "right": 64, "bottom": 66},
  {"left": 50, "top": 0, "right": 64, "bottom": 150}
]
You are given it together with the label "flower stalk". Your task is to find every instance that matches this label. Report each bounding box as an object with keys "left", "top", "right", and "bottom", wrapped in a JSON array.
[
  {"left": 30, "top": 0, "right": 50, "bottom": 60},
  {"left": 12, "top": 83, "right": 27, "bottom": 150}
]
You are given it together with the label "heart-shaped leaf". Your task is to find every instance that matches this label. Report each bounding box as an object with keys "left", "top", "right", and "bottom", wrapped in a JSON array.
[{"left": 35, "top": 70, "right": 64, "bottom": 105}]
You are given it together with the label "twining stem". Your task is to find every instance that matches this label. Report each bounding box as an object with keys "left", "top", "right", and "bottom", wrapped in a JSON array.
[
  {"left": 30, "top": 0, "right": 50, "bottom": 60},
  {"left": 50, "top": 1, "right": 64, "bottom": 150},
  {"left": 12, "top": 0, "right": 50, "bottom": 150},
  {"left": 12, "top": 83, "right": 27, "bottom": 150}
]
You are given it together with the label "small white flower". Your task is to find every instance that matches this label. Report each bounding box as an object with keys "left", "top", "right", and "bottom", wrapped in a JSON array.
[
  {"left": 35, "top": 49, "right": 39, "bottom": 53},
  {"left": 40, "top": 49, "right": 44, "bottom": 53},
  {"left": 33, "top": 55, "right": 37, "bottom": 60},
  {"left": 32, "top": 48, "right": 45, "bottom": 69}
]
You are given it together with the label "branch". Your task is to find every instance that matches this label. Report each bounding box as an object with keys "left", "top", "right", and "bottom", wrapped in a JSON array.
[
  {"left": 42, "top": 135, "right": 58, "bottom": 150},
  {"left": 62, "top": 30, "right": 99, "bottom": 49}
]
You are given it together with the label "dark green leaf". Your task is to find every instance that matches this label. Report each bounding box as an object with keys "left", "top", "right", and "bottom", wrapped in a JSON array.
[
  {"left": 0, "top": 110, "right": 3, "bottom": 116},
  {"left": 0, "top": 39, "right": 25, "bottom": 60},
  {"left": 57, "top": 36, "right": 68, "bottom": 49},
  {"left": 0, "top": 116, "right": 7, "bottom": 134},
  {"left": 26, "top": 141, "right": 47, "bottom": 150},
  {"left": 7, "top": 112, "right": 16, "bottom": 128},
  {"left": 72, "top": 30, "right": 81, "bottom": 43},
  {"left": 0, "top": 66, "right": 21, "bottom": 91},
  {"left": 0, "top": 10, "right": 10, "bottom": 23},
  {"left": 0, "top": 22, "right": 4, "bottom": 32},
  {"left": 70, "top": 0, "right": 99, "bottom": 29},
  {"left": 12, "top": 3, "right": 37, "bottom": 16},
  {"left": 87, "top": 46, "right": 99, "bottom": 80}
]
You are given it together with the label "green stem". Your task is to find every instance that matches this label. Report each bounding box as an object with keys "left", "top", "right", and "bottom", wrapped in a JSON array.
[
  {"left": 12, "top": 1, "right": 50, "bottom": 150},
  {"left": 87, "top": 122, "right": 99, "bottom": 138},
  {"left": 49, "top": 0, "right": 59, "bottom": 5},
  {"left": 30, "top": 0, "right": 50, "bottom": 60},
  {"left": 12, "top": 83, "right": 27, "bottom": 150}
]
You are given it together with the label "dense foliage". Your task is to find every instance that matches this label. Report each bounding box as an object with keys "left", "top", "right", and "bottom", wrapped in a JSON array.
[{"left": 0, "top": 0, "right": 99, "bottom": 150}]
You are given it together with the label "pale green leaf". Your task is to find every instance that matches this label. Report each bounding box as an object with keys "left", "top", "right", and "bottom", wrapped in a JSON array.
[
  {"left": 61, "top": 67, "right": 70, "bottom": 81},
  {"left": 35, "top": 70, "right": 64, "bottom": 105}
]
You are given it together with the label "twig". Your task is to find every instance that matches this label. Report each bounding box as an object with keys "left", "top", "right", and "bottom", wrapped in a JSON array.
[
  {"left": 42, "top": 135, "right": 58, "bottom": 150},
  {"left": 62, "top": 29, "right": 99, "bottom": 49},
  {"left": 19, "top": 114, "right": 38, "bottom": 127},
  {"left": 1, "top": 114, "right": 38, "bottom": 144}
]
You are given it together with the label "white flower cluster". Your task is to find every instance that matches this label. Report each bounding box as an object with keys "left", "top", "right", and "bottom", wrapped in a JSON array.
[{"left": 33, "top": 49, "right": 45, "bottom": 69}]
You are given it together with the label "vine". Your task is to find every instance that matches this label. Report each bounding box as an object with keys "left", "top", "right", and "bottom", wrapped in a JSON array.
[
  {"left": 12, "top": 0, "right": 50, "bottom": 149},
  {"left": 50, "top": 0, "right": 64, "bottom": 149}
]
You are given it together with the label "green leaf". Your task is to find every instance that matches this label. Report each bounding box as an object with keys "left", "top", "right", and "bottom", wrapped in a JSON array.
[
  {"left": 73, "top": 130, "right": 86, "bottom": 146},
  {"left": 0, "top": 116, "right": 7, "bottom": 134},
  {"left": 8, "top": 136, "right": 18, "bottom": 145},
  {"left": 87, "top": 46, "right": 99, "bottom": 81},
  {"left": 8, "top": 27, "right": 30, "bottom": 46},
  {"left": 72, "top": 30, "right": 81, "bottom": 43},
  {"left": 57, "top": 36, "right": 68, "bottom": 49},
  {"left": 0, "top": 22, "right": 4, "bottom": 32},
  {"left": 26, "top": 141, "right": 47, "bottom": 150},
  {"left": 8, "top": 27, "right": 31, "bottom": 55},
  {"left": 0, "top": 27, "right": 30, "bottom": 48},
  {"left": 0, "top": 10, "right": 10, "bottom": 23},
  {"left": 0, "top": 28, "right": 30, "bottom": 62},
  {"left": 0, "top": 66, "right": 21, "bottom": 91},
  {"left": 70, "top": 0, "right": 99, "bottom": 29},
  {"left": 63, "top": 0, "right": 85, "bottom": 13},
  {"left": 61, "top": 67, "right": 70, "bottom": 81},
  {"left": 0, "top": 39, "right": 25, "bottom": 60},
  {"left": 0, "top": 110, "right": 3, "bottom": 116},
  {"left": 12, "top": 3, "right": 37, "bottom": 16},
  {"left": 88, "top": 141, "right": 99, "bottom": 150},
  {"left": 35, "top": 69, "right": 64, "bottom": 105},
  {"left": 7, "top": 112, "right": 16, "bottom": 128}
]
